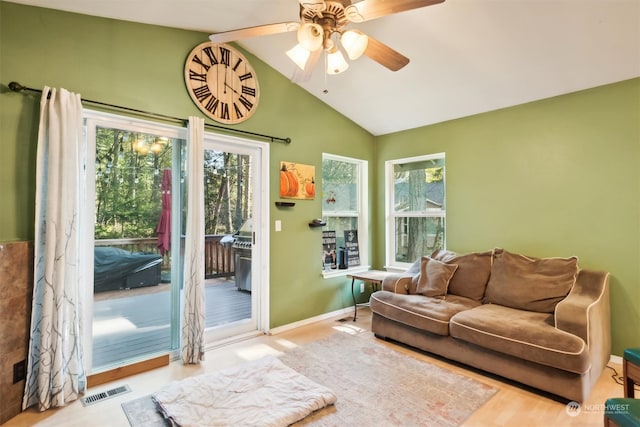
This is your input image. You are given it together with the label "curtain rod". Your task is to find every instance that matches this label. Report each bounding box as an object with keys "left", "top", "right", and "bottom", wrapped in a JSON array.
[{"left": 7, "top": 81, "right": 292, "bottom": 145}]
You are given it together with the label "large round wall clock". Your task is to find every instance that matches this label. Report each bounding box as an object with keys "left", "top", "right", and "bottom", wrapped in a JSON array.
[{"left": 184, "top": 42, "right": 260, "bottom": 125}]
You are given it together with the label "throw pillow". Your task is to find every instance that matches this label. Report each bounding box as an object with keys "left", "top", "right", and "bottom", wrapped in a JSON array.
[
  {"left": 412, "top": 256, "right": 458, "bottom": 297},
  {"left": 483, "top": 249, "right": 578, "bottom": 313},
  {"left": 432, "top": 250, "right": 493, "bottom": 301}
]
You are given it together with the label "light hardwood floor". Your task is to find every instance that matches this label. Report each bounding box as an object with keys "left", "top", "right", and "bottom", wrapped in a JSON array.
[{"left": 5, "top": 308, "right": 624, "bottom": 427}]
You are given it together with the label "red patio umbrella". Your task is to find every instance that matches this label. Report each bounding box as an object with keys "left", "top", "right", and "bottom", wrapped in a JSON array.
[{"left": 156, "top": 168, "right": 171, "bottom": 255}]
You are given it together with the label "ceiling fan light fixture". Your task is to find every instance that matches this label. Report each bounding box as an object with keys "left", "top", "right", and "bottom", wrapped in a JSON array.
[
  {"left": 326, "top": 47, "right": 349, "bottom": 75},
  {"left": 297, "top": 23, "right": 323, "bottom": 51},
  {"left": 286, "top": 44, "right": 311, "bottom": 70},
  {"left": 341, "top": 29, "right": 368, "bottom": 60},
  {"left": 209, "top": 0, "right": 443, "bottom": 81}
]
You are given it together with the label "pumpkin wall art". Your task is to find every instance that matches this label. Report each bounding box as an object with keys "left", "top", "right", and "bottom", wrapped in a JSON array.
[{"left": 279, "top": 161, "right": 315, "bottom": 200}]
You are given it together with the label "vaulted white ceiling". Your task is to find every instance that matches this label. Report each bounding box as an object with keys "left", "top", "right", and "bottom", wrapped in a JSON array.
[{"left": 6, "top": 0, "right": 640, "bottom": 135}]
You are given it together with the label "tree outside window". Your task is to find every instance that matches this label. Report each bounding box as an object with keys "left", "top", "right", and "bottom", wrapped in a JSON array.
[
  {"left": 94, "top": 127, "right": 174, "bottom": 240},
  {"left": 94, "top": 127, "right": 250, "bottom": 241},
  {"left": 386, "top": 153, "right": 446, "bottom": 269}
]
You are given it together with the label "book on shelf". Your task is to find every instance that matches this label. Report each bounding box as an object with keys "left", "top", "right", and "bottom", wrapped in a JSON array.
[
  {"left": 344, "top": 229, "right": 360, "bottom": 267},
  {"left": 322, "top": 230, "right": 337, "bottom": 270}
]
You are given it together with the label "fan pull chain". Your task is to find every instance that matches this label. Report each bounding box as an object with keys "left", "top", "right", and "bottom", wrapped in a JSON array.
[{"left": 323, "top": 50, "right": 329, "bottom": 94}]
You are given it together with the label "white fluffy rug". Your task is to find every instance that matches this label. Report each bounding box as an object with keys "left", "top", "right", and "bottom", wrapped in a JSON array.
[{"left": 151, "top": 356, "right": 336, "bottom": 427}]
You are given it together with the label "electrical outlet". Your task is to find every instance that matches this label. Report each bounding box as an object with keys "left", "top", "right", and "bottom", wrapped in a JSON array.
[{"left": 360, "top": 282, "right": 365, "bottom": 293}]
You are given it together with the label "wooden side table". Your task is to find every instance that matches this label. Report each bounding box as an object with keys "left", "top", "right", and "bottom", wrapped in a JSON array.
[{"left": 347, "top": 270, "right": 391, "bottom": 321}]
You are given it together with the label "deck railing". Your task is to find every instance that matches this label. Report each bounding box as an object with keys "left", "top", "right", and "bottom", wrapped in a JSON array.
[
  {"left": 204, "top": 235, "right": 235, "bottom": 279},
  {"left": 94, "top": 235, "right": 235, "bottom": 278}
]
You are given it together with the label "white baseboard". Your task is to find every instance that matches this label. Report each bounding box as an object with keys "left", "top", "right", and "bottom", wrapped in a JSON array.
[
  {"left": 269, "top": 307, "right": 353, "bottom": 336},
  {"left": 610, "top": 354, "right": 623, "bottom": 365}
]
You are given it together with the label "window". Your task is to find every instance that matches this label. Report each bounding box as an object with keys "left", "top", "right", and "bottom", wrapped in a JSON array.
[
  {"left": 385, "top": 153, "right": 446, "bottom": 270},
  {"left": 322, "top": 153, "right": 369, "bottom": 277}
]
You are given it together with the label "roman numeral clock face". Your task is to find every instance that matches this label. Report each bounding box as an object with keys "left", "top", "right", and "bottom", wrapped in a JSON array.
[{"left": 184, "top": 42, "right": 260, "bottom": 124}]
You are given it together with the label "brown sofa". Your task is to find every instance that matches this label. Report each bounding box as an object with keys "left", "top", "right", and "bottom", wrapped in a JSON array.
[{"left": 370, "top": 248, "right": 611, "bottom": 402}]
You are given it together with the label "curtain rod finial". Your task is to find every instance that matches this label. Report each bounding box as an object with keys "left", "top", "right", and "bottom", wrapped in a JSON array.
[{"left": 8, "top": 81, "right": 26, "bottom": 92}]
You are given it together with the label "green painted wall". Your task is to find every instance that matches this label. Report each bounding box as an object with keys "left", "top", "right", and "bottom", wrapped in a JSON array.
[
  {"left": 0, "top": 2, "right": 375, "bottom": 328},
  {"left": 375, "top": 78, "right": 640, "bottom": 356},
  {"left": 2, "top": 2, "right": 638, "bottom": 356}
]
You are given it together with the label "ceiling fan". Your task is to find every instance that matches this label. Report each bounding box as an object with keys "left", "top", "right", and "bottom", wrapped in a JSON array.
[{"left": 208, "top": 0, "right": 445, "bottom": 81}]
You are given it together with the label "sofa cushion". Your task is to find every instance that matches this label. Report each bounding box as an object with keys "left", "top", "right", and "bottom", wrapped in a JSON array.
[
  {"left": 450, "top": 304, "right": 589, "bottom": 374},
  {"left": 370, "top": 291, "right": 480, "bottom": 336},
  {"left": 432, "top": 250, "right": 493, "bottom": 301},
  {"left": 483, "top": 249, "right": 578, "bottom": 313},
  {"left": 412, "top": 256, "right": 458, "bottom": 297}
]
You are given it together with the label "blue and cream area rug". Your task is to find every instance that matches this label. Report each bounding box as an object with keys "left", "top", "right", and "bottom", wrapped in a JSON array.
[{"left": 122, "top": 331, "right": 497, "bottom": 426}]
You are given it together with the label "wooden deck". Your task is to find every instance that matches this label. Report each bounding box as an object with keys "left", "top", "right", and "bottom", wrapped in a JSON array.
[
  {"left": 92, "top": 278, "right": 250, "bottom": 369},
  {"left": 95, "top": 235, "right": 236, "bottom": 279}
]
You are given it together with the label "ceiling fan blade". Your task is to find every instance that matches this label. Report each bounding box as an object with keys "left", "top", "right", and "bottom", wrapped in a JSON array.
[
  {"left": 345, "top": 0, "right": 444, "bottom": 23},
  {"left": 209, "top": 22, "right": 299, "bottom": 44},
  {"left": 363, "top": 36, "right": 410, "bottom": 71},
  {"left": 291, "top": 49, "right": 323, "bottom": 83}
]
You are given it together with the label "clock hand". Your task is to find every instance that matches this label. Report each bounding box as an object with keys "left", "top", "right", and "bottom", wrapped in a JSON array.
[{"left": 224, "top": 82, "right": 240, "bottom": 95}]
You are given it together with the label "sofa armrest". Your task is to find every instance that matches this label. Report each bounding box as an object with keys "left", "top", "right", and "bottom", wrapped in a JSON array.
[
  {"left": 555, "top": 269, "right": 610, "bottom": 369},
  {"left": 381, "top": 273, "right": 414, "bottom": 294},
  {"left": 381, "top": 258, "right": 421, "bottom": 294}
]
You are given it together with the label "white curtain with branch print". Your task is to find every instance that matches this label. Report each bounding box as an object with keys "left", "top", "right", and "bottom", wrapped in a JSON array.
[
  {"left": 23, "top": 87, "right": 87, "bottom": 411},
  {"left": 181, "top": 116, "right": 206, "bottom": 364}
]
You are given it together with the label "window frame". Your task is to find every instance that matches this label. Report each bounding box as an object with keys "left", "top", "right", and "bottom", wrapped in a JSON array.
[
  {"left": 321, "top": 153, "right": 369, "bottom": 278},
  {"left": 385, "top": 152, "right": 446, "bottom": 271}
]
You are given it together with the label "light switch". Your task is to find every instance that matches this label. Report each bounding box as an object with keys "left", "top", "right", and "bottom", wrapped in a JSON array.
[{"left": 275, "top": 220, "right": 282, "bottom": 232}]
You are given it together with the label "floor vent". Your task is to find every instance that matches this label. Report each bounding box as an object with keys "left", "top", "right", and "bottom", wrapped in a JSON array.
[{"left": 81, "top": 384, "right": 131, "bottom": 406}]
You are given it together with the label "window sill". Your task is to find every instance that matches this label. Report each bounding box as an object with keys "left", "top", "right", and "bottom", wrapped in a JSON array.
[
  {"left": 322, "top": 265, "right": 371, "bottom": 279},
  {"left": 384, "top": 265, "right": 410, "bottom": 273}
]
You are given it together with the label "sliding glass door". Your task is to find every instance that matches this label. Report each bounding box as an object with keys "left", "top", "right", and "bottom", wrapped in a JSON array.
[
  {"left": 202, "top": 134, "right": 267, "bottom": 345},
  {"left": 83, "top": 111, "right": 269, "bottom": 371},
  {"left": 85, "top": 112, "right": 186, "bottom": 371}
]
